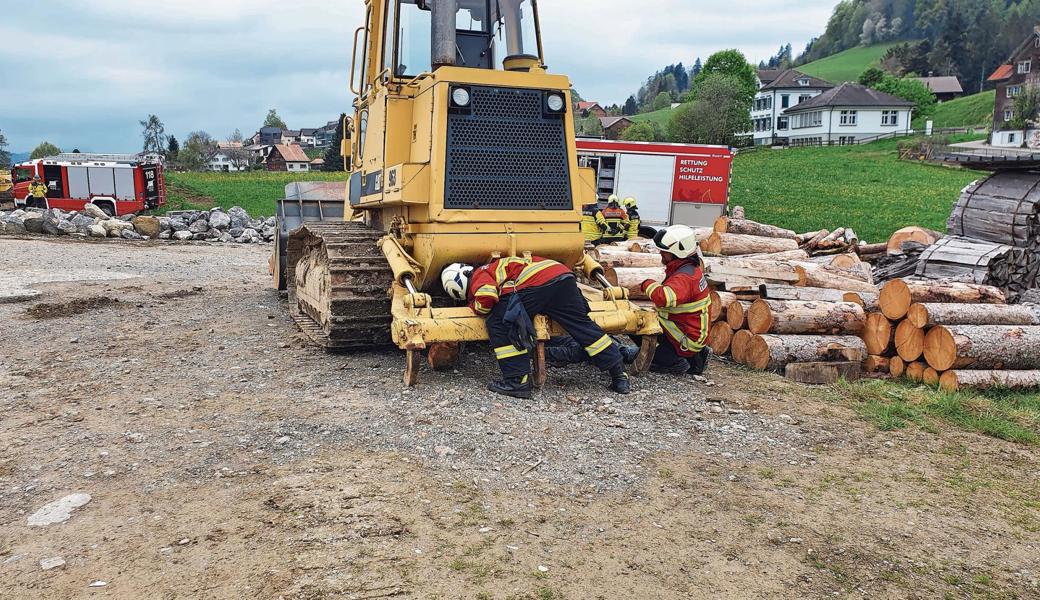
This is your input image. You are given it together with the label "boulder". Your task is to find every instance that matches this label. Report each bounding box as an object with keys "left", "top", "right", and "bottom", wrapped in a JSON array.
[
  {"left": 131, "top": 216, "right": 161, "bottom": 238},
  {"left": 228, "top": 206, "right": 251, "bottom": 229},
  {"left": 172, "top": 231, "right": 193, "bottom": 241},
  {"left": 218, "top": 232, "right": 233, "bottom": 243},
  {"left": 188, "top": 218, "right": 209, "bottom": 234},
  {"left": 158, "top": 217, "right": 172, "bottom": 232},
  {"left": 22, "top": 213, "right": 44, "bottom": 234},
  {"left": 208, "top": 210, "right": 231, "bottom": 230},
  {"left": 228, "top": 227, "right": 244, "bottom": 238},
  {"left": 261, "top": 225, "right": 276, "bottom": 240},
  {"left": 70, "top": 214, "right": 95, "bottom": 235},
  {"left": 101, "top": 219, "right": 134, "bottom": 237},
  {"left": 43, "top": 216, "right": 76, "bottom": 236},
  {"left": 265, "top": 216, "right": 276, "bottom": 227},
  {"left": 82, "top": 204, "right": 109, "bottom": 220},
  {"left": 1, "top": 218, "right": 26, "bottom": 235},
  {"left": 169, "top": 218, "right": 188, "bottom": 232},
  {"left": 120, "top": 229, "right": 144, "bottom": 240},
  {"left": 192, "top": 232, "right": 208, "bottom": 241},
  {"left": 88, "top": 224, "right": 107, "bottom": 238},
  {"left": 189, "top": 211, "right": 208, "bottom": 224},
  {"left": 119, "top": 214, "right": 134, "bottom": 222},
  {"left": 158, "top": 230, "right": 171, "bottom": 240}
]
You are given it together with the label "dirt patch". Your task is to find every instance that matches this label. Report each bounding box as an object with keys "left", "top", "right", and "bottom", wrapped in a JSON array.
[
  {"left": 153, "top": 286, "right": 205, "bottom": 300},
  {"left": 166, "top": 182, "right": 215, "bottom": 209},
  {"left": 26, "top": 296, "right": 121, "bottom": 319}
]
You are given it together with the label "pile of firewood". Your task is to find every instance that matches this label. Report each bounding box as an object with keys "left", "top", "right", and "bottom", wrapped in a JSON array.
[{"left": 863, "top": 278, "right": 1040, "bottom": 391}]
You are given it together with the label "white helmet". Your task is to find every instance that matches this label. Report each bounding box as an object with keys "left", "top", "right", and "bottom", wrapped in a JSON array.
[
  {"left": 441, "top": 263, "right": 474, "bottom": 301},
  {"left": 653, "top": 225, "right": 699, "bottom": 259}
]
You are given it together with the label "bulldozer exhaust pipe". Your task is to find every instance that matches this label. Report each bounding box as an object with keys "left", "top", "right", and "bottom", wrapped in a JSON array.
[{"left": 431, "top": 0, "right": 457, "bottom": 69}]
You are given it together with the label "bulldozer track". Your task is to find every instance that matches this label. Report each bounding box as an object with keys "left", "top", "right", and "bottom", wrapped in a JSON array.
[{"left": 286, "top": 221, "right": 394, "bottom": 351}]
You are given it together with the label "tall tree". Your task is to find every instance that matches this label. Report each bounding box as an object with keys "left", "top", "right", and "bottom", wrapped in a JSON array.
[
  {"left": 140, "top": 114, "right": 167, "bottom": 155},
  {"left": 670, "top": 74, "right": 752, "bottom": 145},
  {"left": 692, "top": 50, "right": 758, "bottom": 103},
  {"left": 224, "top": 129, "right": 252, "bottom": 171},
  {"left": 30, "top": 142, "right": 61, "bottom": 160},
  {"left": 623, "top": 95, "right": 639, "bottom": 116},
  {"left": 178, "top": 131, "right": 215, "bottom": 171},
  {"left": 323, "top": 114, "right": 348, "bottom": 172},
  {"left": 691, "top": 57, "right": 703, "bottom": 79},
  {"left": 167, "top": 135, "right": 180, "bottom": 161},
  {"left": 264, "top": 109, "right": 288, "bottom": 130},
  {"left": 0, "top": 130, "right": 10, "bottom": 169}
]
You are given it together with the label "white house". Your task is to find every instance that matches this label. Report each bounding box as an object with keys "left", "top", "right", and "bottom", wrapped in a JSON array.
[
  {"left": 781, "top": 82, "right": 914, "bottom": 145},
  {"left": 205, "top": 151, "right": 249, "bottom": 172},
  {"left": 751, "top": 69, "right": 835, "bottom": 146}
]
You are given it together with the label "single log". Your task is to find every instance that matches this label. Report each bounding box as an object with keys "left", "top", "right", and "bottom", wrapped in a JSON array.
[
  {"left": 713, "top": 217, "right": 796, "bottom": 239},
  {"left": 940, "top": 370, "right": 1040, "bottom": 392},
  {"left": 701, "top": 232, "right": 799, "bottom": 256},
  {"left": 593, "top": 249, "right": 667, "bottom": 269},
  {"left": 785, "top": 361, "right": 862, "bottom": 385},
  {"left": 843, "top": 291, "right": 880, "bottom": 313},
  {"left": 747, "top": 299, "right": 865, "bottom": 335},
  {"left": 731, "top": 205, "right": 745, "bottom": 219},
  {"left": 863, "top": 313, "right": 895, "bottom": 356},
  {"left": 907, "top": 303, "right": 1040, "bottom": 328},
  {"left": 707, "top": 323, "right": 734, "bottom": 355},
  {"left": 819, "top": 228, "right": 847, "bottom": 247},
  {"left": 743, "top": 249, "right": 811, "bottom": 261},
  {"left": 709, "top": 291, "right": 738, "bottom": 323},
  {"left": 745, "top": 334, "right": 867, "bottom": 372},
  {"left": 760, "top": 284, "right": 847, "bottom": 303},
  {"left": 794, "top": 264, "right": 879, "bottom": 294},
  {"left": 843, "top": 228, "right": 859, "bottom": 247},
  {"left": 731, "top": 330, "right": 755, "bottom": 364},
  {"left": 905, "top": 361, "right": 926, "bottom": 383},
  {"left": 855, "top": 242, "right": 888, "bottom": 256},
  {"left": 879, "top": 279, "right": 1007, "bottom": 320},
  {"left": 924, "top": 325, "right": 1040, "bottom": 371},
  {"left": 427, "top": 343, "right": 461, "bottom": 371},
  {"left": 625, "top": 239, "right": 659, "bottom": 253},
  {"left": 603, "top": 267, "right": 665, "bottom": 291},
  {"left": 727, "top": 301, "right": 752, "bottom": 330},
  {"left": 864, "top": 355, "right": 891, "bottom": 373},
  {"left": 830, "top": 254, "right": 861, "bottom": 270},
  {"left": 889, "top": 356, "right": 906, "bottom": 377},
  {"left": 887, "top": 226, "right": 941, "bottom": 255},
  {"left": 793, "top": 261, "right": 871, "bottom": 284},
  {"left": 895, "top": 320, "right": 925, "bottom": 362},
  {"left": 703, "top": 257, "right": 802, "bottom": 284},
  {"left": 923, "top": 367, "right": 941, "bottom": 387}
]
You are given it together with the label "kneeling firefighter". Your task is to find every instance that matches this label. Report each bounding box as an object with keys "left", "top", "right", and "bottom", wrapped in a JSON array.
[
  {"left": 442, "top": 257, "right": 631, "bottom": 399},
  {"left": 636, "top": 225, "right": 713, "bottom": 375}
]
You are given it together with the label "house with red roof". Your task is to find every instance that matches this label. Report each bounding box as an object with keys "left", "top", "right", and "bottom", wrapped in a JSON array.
[
  {"left": 576, "top": 102, "right": 607, "bottom": 118},
  {"left": 265, "top": 144, "right": 311, "bottom": 172},
  {"left": 988, "top": 26, "right": 1040, "bottom": 147}
]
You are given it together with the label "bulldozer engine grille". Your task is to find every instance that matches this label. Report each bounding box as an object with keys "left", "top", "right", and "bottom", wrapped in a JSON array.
[{"left": 445, "top": 86, "right": 572, "bottom": 211}]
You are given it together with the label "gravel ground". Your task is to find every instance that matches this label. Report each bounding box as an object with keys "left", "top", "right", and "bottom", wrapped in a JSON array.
[{"left": 0, "top": 236, "right": 1037, "bottom": 599}]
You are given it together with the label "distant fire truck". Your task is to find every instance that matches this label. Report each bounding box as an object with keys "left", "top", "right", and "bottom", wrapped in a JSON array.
[
  {"left": 576, "top": 139, "right": 735, "bottom": 229},
  {"left": 11, "top": 153, "right": 166, "bottom": 216}
]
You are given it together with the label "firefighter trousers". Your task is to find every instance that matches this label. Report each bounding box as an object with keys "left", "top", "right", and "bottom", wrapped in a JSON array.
[
  {"left": 652, "top": 336, "right": 711, "bottom": 376},
  {"left": 486, "top": 277, "right": 623, "bottom": 381}
]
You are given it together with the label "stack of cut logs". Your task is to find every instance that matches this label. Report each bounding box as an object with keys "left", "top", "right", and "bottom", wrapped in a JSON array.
[
  {"left": 863, "top": 278, "right": 1040, "bottom": 391},
  {"left": 596, "top": 212, "right": 877, "bottom": 384}
]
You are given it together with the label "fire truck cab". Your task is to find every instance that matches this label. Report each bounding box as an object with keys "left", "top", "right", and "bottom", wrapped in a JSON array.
[{"left": 12, "top": 153, "right": 166, "bottom": 216}]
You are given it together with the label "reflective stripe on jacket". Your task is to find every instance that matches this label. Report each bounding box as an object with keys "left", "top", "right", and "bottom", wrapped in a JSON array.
[
  {"left": 29, "top": 183, "right": 48, "bottom": 198},
  {"left": 467, "top": 257, "right": 574, "bottom": 316},
  {"left": 599, "top": 206, "right": 629, "bottom": 240},
  {"left": 640, "top": 258, "right": 711, "bottom": 356}
]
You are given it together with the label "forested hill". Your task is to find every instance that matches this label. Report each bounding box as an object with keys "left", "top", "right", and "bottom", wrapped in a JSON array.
[{"left": 799, "top": 0, "right": 1040, "bottom": 94}]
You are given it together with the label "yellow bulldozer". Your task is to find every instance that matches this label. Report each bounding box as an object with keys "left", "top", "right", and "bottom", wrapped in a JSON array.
[
  {"left": 0, "top": 170, "right": 13, "bottom": 210},
  {"left": 273, "top": 0, "right": 661, "bottom": 385}
]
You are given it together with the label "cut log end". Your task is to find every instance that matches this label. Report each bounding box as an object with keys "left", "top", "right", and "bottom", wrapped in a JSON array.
[
  {"left": 923, "top": 367, "right": 941, "bottom": 387},
  {"left": 731, "top": 329, "right": 755, "bottom": 364},
  {"left": 746, "top": 300, "right": 773, "bottom": 335},
  {"left": 864, "top": 355, "right": 891, "bottom": 373},
  {"left": 863, "top": 313, "right": 894, "bottom": 356},
  {"left": 905, "top": 362, "right": 926, "bottom": 383},
  {"left": 923, "top": 326, "right": 957, "bottom": 372},
  {"left": 727, "top": 301, "right": 750, "bottom": 331},
  {"left": 879, "top": 279, "right": 911, "bottom": 320},
  {"left": 889, "top": 356, "right": 906, "bottom": 377},
  {"left": 894, "top": 320, "right": 925, "bottom": 362},
  {"left": 707, "top": 323, "right": 734, "bottom": 355}
]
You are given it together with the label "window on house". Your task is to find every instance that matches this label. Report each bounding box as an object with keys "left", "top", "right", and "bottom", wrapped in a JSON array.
[
  {"left": 798, "top": 94, "right": 812, "bottom": 104},
  {"left": 1010, "top": 133, "right": 1018, "bottom": 143},
  {"left": 840, "top": 110, "right": 858, "bottom": 126},
  {"left": 798, "top": 78, "right": 810, "bottom": 86},
  {"left": 781, "top": 95, "right": 790, "bottom": 108},
  {"left": 1005, "top": 109, "right": 1015, "bottom": 122},
  {"left": 777, "top": 116, "right": 789, "bottom": 131},
  {"left": 1008, "top": 86, "right": 1023, "bottom": 98},
  {"left": 1019, "top": 60, "right": 1032, "bottom": 74},
  {"left": 839, "top": 136, "right": 856, "bottom": 145},
  {"left": 882, "top": 111, "right": 898, "bottom": 126}
]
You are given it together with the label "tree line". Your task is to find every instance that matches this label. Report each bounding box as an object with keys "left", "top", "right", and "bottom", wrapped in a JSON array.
[{"left": 799, "top": 0, "right": 1040, "bottom": 94}]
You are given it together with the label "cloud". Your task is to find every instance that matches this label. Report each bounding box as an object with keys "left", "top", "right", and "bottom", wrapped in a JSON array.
[{"left": 0, "top": 0, "right": 834, "bottom": 152}]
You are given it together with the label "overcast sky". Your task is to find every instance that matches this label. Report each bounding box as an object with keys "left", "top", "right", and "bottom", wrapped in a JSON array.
[{"left": 0, "top": 0, "right": 835, "bottom": 153}]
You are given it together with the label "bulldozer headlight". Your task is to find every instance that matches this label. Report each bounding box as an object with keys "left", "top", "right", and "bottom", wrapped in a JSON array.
[
  {"left": 546, "top": 93, "right": 565, "bottom": 112},
  {"left": 451, "top": 87, "right": 471, "bottom": 107}
]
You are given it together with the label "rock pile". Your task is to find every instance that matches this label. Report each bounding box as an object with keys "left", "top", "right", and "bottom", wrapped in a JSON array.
[{"left": 0, "top": 205, "right": 276, "bottom": 244}]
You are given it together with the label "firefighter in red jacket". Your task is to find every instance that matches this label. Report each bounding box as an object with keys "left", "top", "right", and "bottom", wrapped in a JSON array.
[
  {"left": 441, "top": 257, "right": 630, "bottom": 399},
  {"left": 636, "top": 225, "right": 713, "bottom": 375}
]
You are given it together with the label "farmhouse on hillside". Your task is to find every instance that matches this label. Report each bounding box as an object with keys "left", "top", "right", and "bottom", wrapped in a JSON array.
[
  {"left": 751, "top": 68, "right": 834, "bottom": 146},
  {"left": 599, "top": 116, "right": 634, "bottom": 140},
  {"left": 988, "top": 25, "right": 1040, "bottom": 148},
  {"left": 779, "top": 82, "right": 914, "bottom": 146},
  {"left": 265, "top": 144, "right": 311, "bottom": 172},
  {"left": 577, "top": 102, "right": 607, "bottom": 118},
  {"left": 205, "top": 150, "right": 249, "bottom": 172},
  {"left": 913, "top": 76, "right": 964, "bottom": 102}
]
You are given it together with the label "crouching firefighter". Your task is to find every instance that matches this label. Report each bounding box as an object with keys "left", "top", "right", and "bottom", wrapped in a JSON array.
[
  {"left": 441, "top": 257, "right": 631, "bottom": 399},
  {"left": 637, "top": 225, "right": 713, "bottom": 375}
]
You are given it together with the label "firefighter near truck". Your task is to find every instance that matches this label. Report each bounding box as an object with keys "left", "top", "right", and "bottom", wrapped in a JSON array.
[{"left": 11, "top": 153, "right": 166, "bottom": 216}]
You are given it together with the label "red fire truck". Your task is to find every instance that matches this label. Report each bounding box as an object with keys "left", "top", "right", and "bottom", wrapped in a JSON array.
[
  {"left": 11, "top": 153, "right": 166, "bottom": 216},
  {"left": 576, "top": 139, "right": 735, "bottom": 229}
]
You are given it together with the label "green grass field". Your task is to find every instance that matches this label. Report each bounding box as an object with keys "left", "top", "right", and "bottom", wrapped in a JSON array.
[
  {"left": 798, "top": 42, "right": 905, "bottom": 83},
  {"left": 629, "top": 106, "right": 676, "bottom": 129},
  {"left": 730, "top": 135, "right": 985, "bottom": 243},
  {"left": 164, "top": 171, "right": 350, "bottom": 216},
  {"left": 913, "top": 90, "right": 995, "bottom": 129}
]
